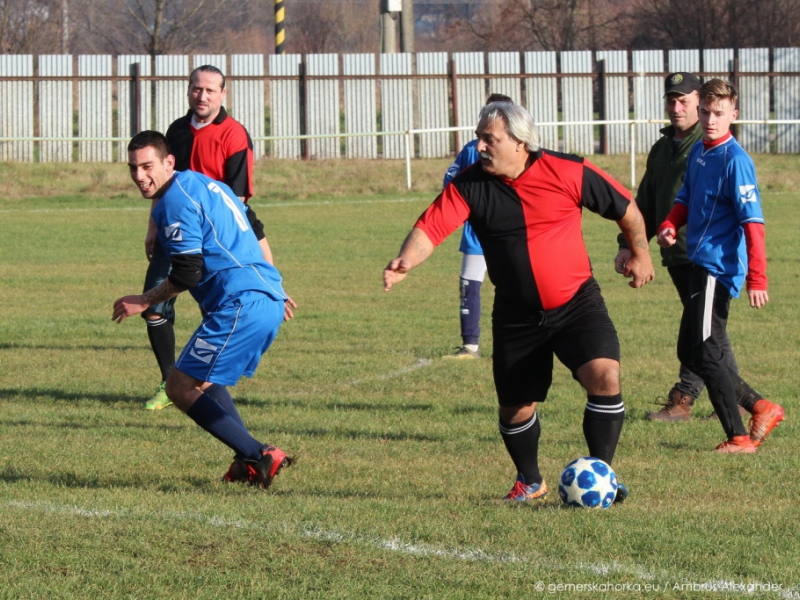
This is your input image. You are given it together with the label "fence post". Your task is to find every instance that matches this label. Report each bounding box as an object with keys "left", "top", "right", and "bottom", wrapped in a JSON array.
[
  {"left": 405, "top": 130, "right": 412, "bottom": 189},
  {"left": 450, "top": 58, "right": 459, "bottom": 153},
  {"left": 299, "top": 58, "right": 309, "bottom": 160},
  {"left": 732, "top": 55, "right": 740, "bottom": 139},
  {"left": 630, "top": 121, "right": 636, "bottom": 189},
  {"left": 132, "top": 62, "right": 141, "bottom": 134},
  {"left": 597, "top": 59, "right": 607, "bottom": 155}
]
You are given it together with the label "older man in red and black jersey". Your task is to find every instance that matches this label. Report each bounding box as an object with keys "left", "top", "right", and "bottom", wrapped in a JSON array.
[
  {"left": 140, "top": 65, "right": 294, "bottom": 411},
  {"left": 384, "top": 101, "right": 654, "bottom": 503}
]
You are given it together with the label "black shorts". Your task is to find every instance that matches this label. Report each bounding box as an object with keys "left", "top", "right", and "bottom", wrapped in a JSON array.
[
  {"left": 676, "top": 264, "right": 731, "bottom": 372},
  {"left": 492, "top": 278, "right": 620, "bottom": 407}
]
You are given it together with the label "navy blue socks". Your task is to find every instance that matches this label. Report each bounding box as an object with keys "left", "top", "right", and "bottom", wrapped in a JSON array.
[{"left": 186, "top": 392, "right": 263, "bottom": 461}]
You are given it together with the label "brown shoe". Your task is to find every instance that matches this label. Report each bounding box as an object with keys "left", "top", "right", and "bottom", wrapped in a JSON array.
[{"left": 645, "top": 388, "right": 693, "bottom": 421}]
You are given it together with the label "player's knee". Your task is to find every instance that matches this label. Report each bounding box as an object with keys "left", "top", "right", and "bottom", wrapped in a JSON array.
[
  {"left": 577, "top": 357, "right": 619, "bottom": 392},
  {"left": 499, "top": 402, "right": 537, "bottom": 424},
  {"left": 164, "top": 377, "right": 195, "bottom": 411}
]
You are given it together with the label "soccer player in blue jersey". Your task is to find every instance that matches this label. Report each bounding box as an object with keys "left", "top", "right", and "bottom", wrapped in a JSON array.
[
  {"left": 658, "top": 79, "right": 784, "bottom": 453},
  {"left": 442, "top": 93, "right": 511, "bottom": 360},
  {"left": 113, "top": 130, "right": 293, "bottom": 488}
]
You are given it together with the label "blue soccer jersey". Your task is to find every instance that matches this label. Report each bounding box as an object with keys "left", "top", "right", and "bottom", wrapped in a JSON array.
[
  {"left": 444, "top": 140, "right": 483, "bottom": 256},
  {"left": 675, "top": 136, "right": 765, "bottom": 297},
  {"left": 152, "top": 170, "right": 287, "bottom": 312}
]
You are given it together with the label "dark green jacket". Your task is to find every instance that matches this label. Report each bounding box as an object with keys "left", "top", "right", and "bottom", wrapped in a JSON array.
[{"left": 618, "top": 122, "right": 703, "bottom": 267}]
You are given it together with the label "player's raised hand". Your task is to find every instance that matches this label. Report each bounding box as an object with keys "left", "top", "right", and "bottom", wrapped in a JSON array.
[
  {"left": 112, "top": 295, "right": 150, "bottom": 323},
  {"left": 383, "top": 258, "right": 412, "bottom": 291}
]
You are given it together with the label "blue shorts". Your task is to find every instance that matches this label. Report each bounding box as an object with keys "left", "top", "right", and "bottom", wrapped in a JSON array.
[
  {"left": 176, "top": 296, "right": 284, "bottom": 386},
  {"left": 142, "top": 240, "right": 176, "bottom": 323},
  {"left": 459, "top": 222, "right": 484, "bottom": 255}
]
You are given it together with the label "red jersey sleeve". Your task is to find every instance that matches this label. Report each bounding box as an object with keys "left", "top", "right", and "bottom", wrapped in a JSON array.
[
  {"left": 415, "top": 184, "right": 472, "bottom": 247},
  {"left": 581, "top": 159, "right": 632, "bottom": 220},
  {"left": 743, "top": 222, "right": 768, "bottom": 290},
  {"left": 659, "top": 203, "right": 688, "bottom": 236}
]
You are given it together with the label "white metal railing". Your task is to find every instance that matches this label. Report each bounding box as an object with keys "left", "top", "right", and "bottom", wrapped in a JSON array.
[
  {"left": 396, "top": 119, "right": 800, "bottom": 190},
  {"left": 3, "top": 118, "right": 798, "bottom": 190}
]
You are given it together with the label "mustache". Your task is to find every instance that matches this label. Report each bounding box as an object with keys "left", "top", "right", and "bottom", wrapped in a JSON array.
[{"left": 479, "top": 152, "right": 492, "bottom": 161}]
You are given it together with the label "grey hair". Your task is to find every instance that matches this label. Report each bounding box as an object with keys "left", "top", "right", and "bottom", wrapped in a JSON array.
[{"left": 477, "top": 102, "right": 541, "bottom": 152}]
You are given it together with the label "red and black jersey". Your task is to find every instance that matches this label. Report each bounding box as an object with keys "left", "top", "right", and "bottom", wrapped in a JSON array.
[
  {"left": 166, "top": 107, "right": 254, "bottom": 201},
  {"left": 416, "top": 149, "right": 632, "bottom": 312}
]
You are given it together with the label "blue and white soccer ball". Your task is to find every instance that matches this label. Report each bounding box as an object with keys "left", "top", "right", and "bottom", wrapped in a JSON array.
[{"left": 558, "top": 457, "right": 618, "bottom": 509}]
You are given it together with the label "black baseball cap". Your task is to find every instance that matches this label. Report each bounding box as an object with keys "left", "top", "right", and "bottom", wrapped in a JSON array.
[{"left": 664, "top": 72, "right": 702, "bottom": 96}]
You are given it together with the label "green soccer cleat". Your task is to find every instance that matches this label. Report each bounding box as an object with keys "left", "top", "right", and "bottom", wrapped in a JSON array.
[
  {"left": 144, "top": 382, "right": 172, "bottom": 410},
  {"left": 442, "top": 346, "right": 480, "bottom": 360}
]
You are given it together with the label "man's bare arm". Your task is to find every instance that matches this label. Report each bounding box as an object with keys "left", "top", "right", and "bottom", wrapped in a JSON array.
[
  {"left": 383, "top": 227, "right": 435, "bottom": 291},
  {"left": 616, "top": 202, "right": 655, "bottom": 288},
  {"left": 112, "top": 279, "right": 184, "bottom": 323}
]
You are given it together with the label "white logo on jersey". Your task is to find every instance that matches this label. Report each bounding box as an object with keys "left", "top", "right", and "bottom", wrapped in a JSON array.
[
  {"left": 739, "top": 184, "right": 757, "bottom": 203},
  {"left": 164, "top": 222, "right": 183, "bottom": 241},
  {"left": 207, "top": 182, "right": 249, "bottom": 231},
  {"left": 189, "top": 338, "right": 217, "bottom": 364}
]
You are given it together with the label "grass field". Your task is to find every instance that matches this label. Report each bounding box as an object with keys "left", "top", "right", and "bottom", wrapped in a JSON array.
[{"left": 0, "top": 155, "right": 799, "bottom": 599}]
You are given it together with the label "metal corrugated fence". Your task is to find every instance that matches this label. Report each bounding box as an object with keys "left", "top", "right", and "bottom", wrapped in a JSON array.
[{"left": 2, "top": 48, "right": 800, "bottom": 162}]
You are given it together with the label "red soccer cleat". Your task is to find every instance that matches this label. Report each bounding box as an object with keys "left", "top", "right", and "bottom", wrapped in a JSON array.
[
  {"left": 715, "top": 435, "right": 757, "bottom": 454},
  {"left": 749, "top": 399, "right": 785, "bottom": 447},
  {"left": 246, "top": 445, "right": 294, "bottom": 490}
]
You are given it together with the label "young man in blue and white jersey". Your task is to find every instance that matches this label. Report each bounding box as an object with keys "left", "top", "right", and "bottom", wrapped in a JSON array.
[
  {"left": 658, "top": 79, "right": 784, "bottom": 453},
  {"left": 442, "top": 93, "right": 511, "bottom": 360},
  {"left": 114, "top": 130, "right": 293, "bottom": 488}
]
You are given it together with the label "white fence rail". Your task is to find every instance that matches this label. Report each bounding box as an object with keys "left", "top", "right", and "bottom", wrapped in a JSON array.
[
  {"left": 1, "top": 118, "right": 796, "bottom": 191},
  {"left": 2, "top": 48, "right": 800, "bottom": 163}
]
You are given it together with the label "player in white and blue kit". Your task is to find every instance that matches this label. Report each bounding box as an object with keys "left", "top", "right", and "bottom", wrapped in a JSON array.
[
  {"left": 658, "top": 80, "right": 784, "bottom": 453},
  {"left": 442, "top": 94, "right": 512, "bottom": 359},
  {"left": 114, "top": 130, "right": 293, "bottom": 488}
]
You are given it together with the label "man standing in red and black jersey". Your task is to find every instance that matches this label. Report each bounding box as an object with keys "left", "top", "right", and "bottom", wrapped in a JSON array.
[
  {"left": 140, "top": 64, "right": 294, "bottom": 411},
  {"left": 384, "top": 101, "right": 654, "bottom": 503}
]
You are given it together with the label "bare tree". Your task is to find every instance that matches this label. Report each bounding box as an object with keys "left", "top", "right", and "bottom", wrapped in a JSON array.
[
  {"left": 286, "top": 0, "right": 379, "bottom": 54},
  {"left": 442, "top": 0, "right": 628, "bottom": 52},
  {"left": 69, "top": 0, "right": 252, "bottom": 56},
  {"left": 1, "top": 0, "right": 62, "bottom": 53},
  {"left": 628, "top": 0, "right": 800, "bottom": 49}
]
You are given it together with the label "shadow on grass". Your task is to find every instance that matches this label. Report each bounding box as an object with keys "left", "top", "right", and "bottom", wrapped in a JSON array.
[
  {"left": 0, "top": 468, "right": 227, "bottom": 492},
  {"left": 234, "top": 396, "right": 436, "bottom": 413},
  {"left": 0, "top": 343, "right": 144, "bottom": 351},
  {"left": 286, "top": 427, "right": 443, "bottom": 443},
  {"left": 0, "top": 387, "right": 151, "bottom": 405},
  {"left": 0, "top": 418, "right": 186, "bottom": 432}
]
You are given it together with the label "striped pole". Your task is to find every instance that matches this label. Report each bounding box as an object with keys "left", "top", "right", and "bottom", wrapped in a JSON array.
[{"left": 275, "top": 0, "right": 285, "bottom": 55}]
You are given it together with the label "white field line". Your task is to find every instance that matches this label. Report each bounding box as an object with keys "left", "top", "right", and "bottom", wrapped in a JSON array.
[
  {"left": 5, "top": 499, "right": 798, "bottom": 598},
  {"left": 0, "top": 197, "right": 426, "bottom": 215},
  {"left": 346, "top": 358, "right": 432, "bottom": 386}
]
